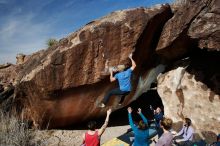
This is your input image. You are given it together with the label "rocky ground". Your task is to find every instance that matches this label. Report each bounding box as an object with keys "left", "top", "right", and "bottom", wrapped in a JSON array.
[
  {"left": 34, "top": 125, "right": 162, "bottom": 146},
  {"left": 34, "top": 125, "right": 131, "bottom": 146},
  {"left": 34, "top": 125, "right": 216, "bottom": 146}
]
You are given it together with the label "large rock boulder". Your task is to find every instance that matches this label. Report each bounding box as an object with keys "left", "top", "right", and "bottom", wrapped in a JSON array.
[
  {"left": 3, "top": 1, "right": 218, "bottom": 139},
  {"left": 157, "top": 50, "right": 220, "bottom": 138},
  {"left": 15, "top": 5, "right": 172, "bottom": 128},
  {"left": 154, "top": 0, "right": 220, "bottom": 138},
  {"left": 157, "top": 67, "right": 220, "bottom": 137}
]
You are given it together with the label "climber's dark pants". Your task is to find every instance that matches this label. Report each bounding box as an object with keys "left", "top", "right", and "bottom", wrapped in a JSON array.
[{"left": 102, "top": 88, "right": 130, "bottom": 105}]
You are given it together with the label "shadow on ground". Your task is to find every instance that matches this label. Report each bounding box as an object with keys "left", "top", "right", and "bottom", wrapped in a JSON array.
[{"left": 68, "top": 90, "right": 163, "bottom": 130}]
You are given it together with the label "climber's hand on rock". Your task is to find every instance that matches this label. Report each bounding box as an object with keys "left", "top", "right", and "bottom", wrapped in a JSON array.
[
  {"left": 137, "top": 108, "right": 142, "bottom": 114},
  {"left": 109, "top": 66, "right": 117, "bottom": 73},
  {"left": 127, "top": 107, "right": 132, "bottom": 113},
  {"left": 129, "top": 53, "right": 132, "bottom": 59},
  {"left": 109, "top": 68, "right": 113, "bottom": 73}
]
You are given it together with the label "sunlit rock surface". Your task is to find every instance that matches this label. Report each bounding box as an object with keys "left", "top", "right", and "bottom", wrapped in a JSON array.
[{"left": 157, "top": 66, "right": 220, "bottom": 135}]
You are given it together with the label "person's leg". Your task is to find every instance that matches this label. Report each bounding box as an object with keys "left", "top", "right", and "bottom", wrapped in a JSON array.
[
  {"left": 102, "top": 88, "right": 122, "bottom": 105},
  {"left": 177, "top": 141, "right": 186, "bottom": 146},
  {"left": 157, "top": 127, "right": 163, "bottom": 138},
  {"left": 183, "top": 140, "right": 193, "bottom": 146},
  {"left": 173, "top": 135, "right": 184, "bottom": 146},
  {"left": 173, "top": 135, "right": 183, "bottom": 140},
  {"left": 118, "top": 91, "right": 130, "bottom": 104}
]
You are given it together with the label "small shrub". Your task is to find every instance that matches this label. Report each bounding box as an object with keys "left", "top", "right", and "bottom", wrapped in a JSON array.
[{"left": 46, "top": 38, "right": 58, "bottom": 47}]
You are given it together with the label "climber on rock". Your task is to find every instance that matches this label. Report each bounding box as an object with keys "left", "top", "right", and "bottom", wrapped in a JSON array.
[{"left": 99, "top": 53, "right": 136, "bottom": 108}]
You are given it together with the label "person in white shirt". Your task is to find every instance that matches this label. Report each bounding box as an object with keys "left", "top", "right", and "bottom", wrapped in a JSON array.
[{"left": 173, "top": 118, "right": 194, "bottom": 146}]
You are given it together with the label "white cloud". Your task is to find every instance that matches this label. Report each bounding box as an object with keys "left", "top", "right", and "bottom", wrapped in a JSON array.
[
  {"left": 0, "top": 20, "right": 19, "bottom": 39},
  {"left": 0, "top": 12, "right": 58, "bottom": 64},
  {"left": 0, "top": 0, "right": 67, "bottom": 64}
]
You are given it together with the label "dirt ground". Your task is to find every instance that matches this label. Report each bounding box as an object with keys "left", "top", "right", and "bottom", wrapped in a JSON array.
[
  {"left": 34, "top": 125, "right": 158, "bottom": 146},
  {"left": 34, "top": 125, "right": 130, "bottom": 145}
]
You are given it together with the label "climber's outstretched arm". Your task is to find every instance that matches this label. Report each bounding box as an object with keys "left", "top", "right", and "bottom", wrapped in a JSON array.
[
  {"left": 98, "top": 109, "right": 112, "bottom": 136},
  {"left": 129, "top": 53, "right": 136, "bottom": 71}
]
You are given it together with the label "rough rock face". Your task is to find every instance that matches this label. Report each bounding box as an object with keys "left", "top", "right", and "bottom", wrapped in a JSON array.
[
  {"left": 34, "top": 125, "right": 130, "bottom": 146},
  {"left": 157, "top": 68, "right": 220, "bottom": 136},
  {"left": 154, "top": 0, "right": 220, "bottom": 138},
  {"left": 16, "top": 54, "right": 26, "bottom": 65},
  {"left": 188, "top": 0, "right": 220, "bottom": 50},
  {"left": 15, "top": 5, "right": 172, "bottom": 128},
  {"left": 0, "top": 64, "right": 17, "bottom": 85},
  {"left": 3, "top": 1, "right": 218, "bottom": 138},
  {"left": 157, "top": 49, "right": 220, "bottom": 137},
  {"left": 156, "top": 0, "right": 220, "bottom": 59}
]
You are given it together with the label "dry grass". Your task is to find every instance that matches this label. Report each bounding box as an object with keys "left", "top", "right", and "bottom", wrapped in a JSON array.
[{"left": 0, "top": 109, "right": 41, "bottom": 146}]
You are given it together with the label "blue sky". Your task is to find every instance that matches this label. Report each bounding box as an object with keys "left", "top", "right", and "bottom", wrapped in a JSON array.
[{"left": 0, "top": 0, "right": 172, "bottom": 64}]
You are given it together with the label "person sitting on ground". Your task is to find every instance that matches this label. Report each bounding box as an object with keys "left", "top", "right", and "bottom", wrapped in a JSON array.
[
  {"left": 99, "top": 53, "right": 136, "bottom": 108},
  {"left": 155, "top": 117, "right": 173, "bottom": 146},
  {"left": 173, "top": 118, "right": 194, "bottom": 146},
  {"left": 82, "top": 109, "right": 111, "bottom": 146},
  {"left": 127, "top": 107, "right": 149, "bottom": 146}
]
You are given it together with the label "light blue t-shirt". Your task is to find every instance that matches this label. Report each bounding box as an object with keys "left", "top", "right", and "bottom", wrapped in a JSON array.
[{"left": 114, "top": 68, "right": 132, "bottom": 91}]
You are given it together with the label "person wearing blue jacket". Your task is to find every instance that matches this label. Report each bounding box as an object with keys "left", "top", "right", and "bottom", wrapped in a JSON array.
[{"left": 127, "top": 107, "right": 149, "bottom": 146}]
